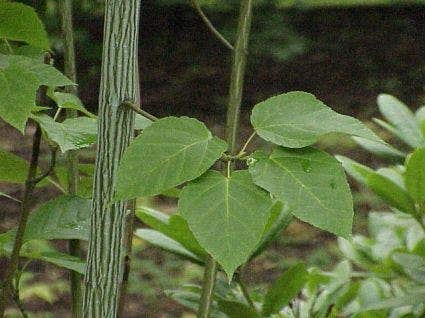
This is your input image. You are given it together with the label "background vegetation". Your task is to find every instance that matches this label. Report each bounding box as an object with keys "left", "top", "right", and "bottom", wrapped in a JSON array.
[{"left": 1, "top": 0, "right": 425, "bottom": 316}]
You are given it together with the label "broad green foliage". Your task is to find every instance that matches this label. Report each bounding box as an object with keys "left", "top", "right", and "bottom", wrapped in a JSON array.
[
  {"left": 179, "top": 170, "right": 273, "bottom": 278},
  {"left": 337, "top": 155, "right": 416, "bottom": 215},
  {"left": 377, "top": 94, "right": 423, "bottom": 148},
  {"left": 0, "top": 148, "right": 30, "bottom": 183},
  {"left": 262, "top": 263, "right": 308, "bottom": 316},
  {"left": 32, "top": 114, "right": 97, "bottom": 152},
  {"left": 249, "top": 147, "right": 353, "bottom": 238},
  {"left": 0, "top": 63, "right": 40, "bottom": 132},
  {"left": 1, "top": 195, "right": 91, "bottom": 242},
  {"left": 405, "top": 148, "right": 425, "bottom": 205},
  {"left": 0, "top": 55, "right": 73, "bottom": 132},
  {"left": 0, "top": 1, "right": 49, "bottom": 49},
  {"left": 135, "top": 229, "right": 202, "bottom": 263},
  {"left": 355, "top": 95, "right": 425, "bottom": 161},
  {"left": 48, "top": 91, "right": 96, "bottom": 118},
  {"left": 54, "top": 163, "right": 94, "bottom": 198},
  {"left": 0, "top": 196, "right": 90, "bottom": 273},
  {"left": 134, "top": 113, "right": 152, "bottom": 130},
  {"left": 136, "top": 206, "right": 206, "bottom": 259},
  {"left": 251, "top": 91, "right": 381, "bottom": 148},
  {"left": 116, "top": 116, "right": 227, "bottom": 200}
]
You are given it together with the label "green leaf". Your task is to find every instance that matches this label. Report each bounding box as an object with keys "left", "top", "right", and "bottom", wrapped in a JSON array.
[
  {"left": 392, "top": 252, "right": 425, "bottom": 283},
  {"left": 49, "top": 91, "right": 96, "bottom": 118},
  {"left": 0, "top": 239, "right": 85, "bottom": 274},
  {"left": 116, "top": 116, "right": 227, "bottom": 200},
  {"left": 136, "top": 206, "right": 206, "bottom": 258},
  {"left": 362, "top": 287, "right": 425, "bottom": 311},
  {"left": 1, "top": 196, "right": 91, "bottom": 244},
  {"left": 134, "top": 229, "right": 202, "bottom": 263},
  {"left": 0, "top": 2, "right": 49, "bottom": 49},
  {"left": 0, "top": 148, "right": 29, "bottom": 183},
  {"left": 337, "top": 155, "right": 416, "bottom": 215},
  {"left": 249, "top": 147, "right": 353, "bottom": 238},
  {"left": 179, "top": 170, "right": 273, "bottom": 278},
  {"left": 251, "top": 91, "right": 382, "bottom": 148},
  {"left": 352, "top": 136, "right": 405, "bottom": 160},
  {"left": 0, "top": 63, "right": 39, "bottom": 132},
  {"left": 134, "top": 114, "right": 152, "bottom": 130},
  {"left": 251, "top": 201, "right": 293, "bottom": 259},
  {"left": 1, "top": 55, "right": 74, "bottom": 87},
  {"left": 405, "top": 148, "right": 425, "bottom": 204},
  {"left": 0, "top": 55, "right": 74, "bottom": 132},
  {"left": 32, "top": 114, "right": 97, "bottom": 152},
  {"left": 217, "top": 299, "right": 259, "bottom": 318},
  {"left": 262, "top": 263, "right": 309, "bottom": 317},
  {"left": 377, "top": 94, "right": 423, "bottom": 148}
]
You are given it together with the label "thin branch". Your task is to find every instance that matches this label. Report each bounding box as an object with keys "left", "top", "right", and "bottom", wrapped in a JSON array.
[
  {"left": 198, "top": 256, "right": 217, "bottom": 318},
  {"left": 122, "top": 100, "right": 158, "bottom": 121},
  {"left": 238, "top": 132, "right": 256, "bottom": 156},
  {"left": 189, "top": 0, "right": 234, "bottom": 51},
  {"left": 31, "top": 146, "right": 57, "bottom": 185}
]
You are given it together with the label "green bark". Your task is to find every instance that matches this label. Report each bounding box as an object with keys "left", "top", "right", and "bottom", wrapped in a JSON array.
[{"left": 82, "top": 1, "right": 141, "bottom": 317}]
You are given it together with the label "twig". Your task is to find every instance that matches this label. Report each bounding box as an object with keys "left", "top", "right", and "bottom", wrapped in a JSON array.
[
  {"left": 198, "top": 256, "right": 217, "bottom": 318},
  {"left": 121, "top": 100, "right": 158, "bottom": 121},
  {"left": 238, "top": 132, "right": 256, "bottom": 156},
  {"left": 31, "top": 147, "right": 57, "bottom": 184},
  {"left": 189, "top": 0, "right": 234, "bottom": 51}
]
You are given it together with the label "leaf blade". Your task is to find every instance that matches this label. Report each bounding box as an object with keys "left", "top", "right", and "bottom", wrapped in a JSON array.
[{"left": 251, "top": 91, "right": 382, "bottom": 148}]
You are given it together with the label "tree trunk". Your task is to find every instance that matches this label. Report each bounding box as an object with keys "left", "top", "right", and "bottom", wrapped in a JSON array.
[{"left": 82, "top": 1, "right": 141, "bottom": 317}]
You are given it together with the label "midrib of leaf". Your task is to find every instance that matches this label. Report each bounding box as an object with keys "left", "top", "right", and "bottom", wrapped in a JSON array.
[{"left": 269, "top": 157, "right": 338, "bottom": 214}]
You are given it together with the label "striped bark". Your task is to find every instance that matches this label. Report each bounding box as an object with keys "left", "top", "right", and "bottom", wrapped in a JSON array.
[{"left": 82, "top": 1, "right": 140, "bottom": 317}]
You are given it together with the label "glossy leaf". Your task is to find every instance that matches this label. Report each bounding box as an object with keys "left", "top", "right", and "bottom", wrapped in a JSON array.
[
  {"left": 377, "top": 94, "right": 423, "bottom": 148},
  {"left": 116, "top": 116, "right": 227, "bottom": 200},
  {"left": 0, "top": 2, "right": 49, "bottom": 49},
  {"left": 179, "top": 170, "right": 273, "bottom": 278},
  {"left": 136, "top": 206, "right": 206, "bottom": 258},
  {"left": 0, "top": 148, "right": 29, "bottom": 183},
  {"left": 32, "top": 114, "right": 97, "bottom": 152},
  {"left": 337, "top": 155, "right": 416, "bottom": 215},
  {"left": 250, "top": 148, "right": 353, "bottom": 238},
  {"left": 134, "top": 229, "right": 202, "bottom": 263},
  {"left": 352, "top": 136, "right": 405, "bottom": 160},
  {"left": 405, "top": 148, "right": 425, "bottom": 204},
  {"left": 251, "top": 91, "right": 382, "bottom": 148},
  {"left": 0, "top": 239, "right": 85, "bottom": 274},
  {"left": 262, "top": 263, "right": 309, "bottom": 316},
  {"left": 49, "top": 91, "right": 96, "bottom": 118},
  {"left": 251, "top": 201, "right": 293, "bottom": 259},
  {"left": 1, "top": 196, "right": 90, "bottom": 244}
]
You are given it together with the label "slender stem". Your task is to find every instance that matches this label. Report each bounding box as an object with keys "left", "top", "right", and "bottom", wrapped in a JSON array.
[
  {"left": 0, "top": 54, "right": 52, "bottom": 317},
  {"left": 198, "top": 256, "right": 218, "bottom": 318},
  {"left": 59, "top": 1, "right": 83, "bottom": 316},
  {"left": 53, "top": 107, "right": 63, "bottom": 121},
  {"left": 189, "top": 0, "right": 234, "bottom": 51},
  {"left": 238, "top": 131, "right": 256, "bottom": 156},
  {"left": 122, "top": 101, "right": 158, "bottom": 121},
  {"left": 2, "top": 39, "right": 13, "bottom": 54},
  {"left": 225, "top": 0, "right": 253, "bottom": 155},
  {"left": 197, "top": 1, "right": 254, "bottom": 317},
  {"left": 0, "top": 125, "right": 42, "bottom": 317}
]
